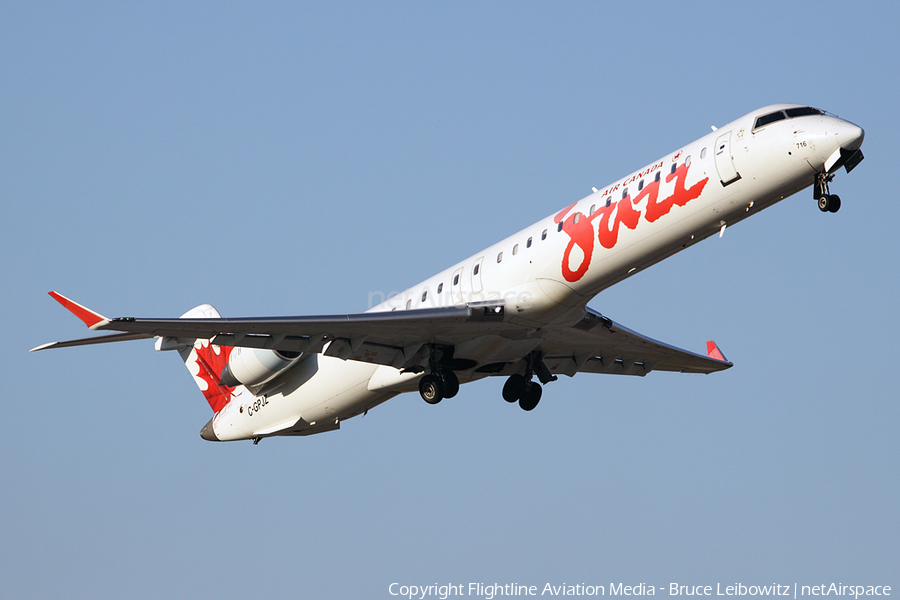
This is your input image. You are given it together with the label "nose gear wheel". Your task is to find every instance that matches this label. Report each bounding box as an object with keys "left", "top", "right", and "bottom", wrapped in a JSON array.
[{"left": 814, "top": 172, "right": 841, "bottom": 213}]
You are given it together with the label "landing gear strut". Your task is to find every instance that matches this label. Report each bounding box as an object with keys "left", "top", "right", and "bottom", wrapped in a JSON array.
[
  {"left": 501, "top": 351, "right": 557, "bottom": 411},
  {"left": 814, "top": 172, "right": 841, "bottom": 213}
]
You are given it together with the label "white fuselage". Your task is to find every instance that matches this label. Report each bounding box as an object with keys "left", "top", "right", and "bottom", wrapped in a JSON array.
[{"left": 206, "top": 104, "right": 864, "bottom": 441}]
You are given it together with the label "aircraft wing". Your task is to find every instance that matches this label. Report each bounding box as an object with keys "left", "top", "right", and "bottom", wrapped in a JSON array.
[
  {"left": 32, "top": 292, "right": 515, "bottom": 371},
  {"left": 540, "top": 308, "right": 732, "bottom": 377},
  {"left": 33, "top": 292, "right": 731, "bottom": 376}
]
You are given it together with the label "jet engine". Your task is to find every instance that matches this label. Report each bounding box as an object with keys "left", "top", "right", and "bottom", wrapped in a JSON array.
[{"left": 218, "top": 347, "right": 301, "bottom": 388}]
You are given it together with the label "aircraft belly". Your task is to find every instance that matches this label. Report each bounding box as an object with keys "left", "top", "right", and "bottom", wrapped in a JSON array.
[
  {"left": 367, "top": 364, "right": 420, "bottom": 393},
  {"left": 210, "top": 399, "right": 253, "bottom": 441},
  {"left": 217, "top": 354, "right": 382, "bottom": 438},
  {"left": 278, "top": 355, "right": 380, "bottom": 422},
  {"left": 455, "top": 334, "right": 543, "bottom": 365}
]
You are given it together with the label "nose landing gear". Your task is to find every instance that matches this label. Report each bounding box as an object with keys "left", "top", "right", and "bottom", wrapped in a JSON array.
[{"left": 815, "top": 172, "right": 841, "bottom": 213}]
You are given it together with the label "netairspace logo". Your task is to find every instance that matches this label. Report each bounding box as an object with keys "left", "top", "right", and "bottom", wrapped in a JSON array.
[{"left": 387, "top": 583, "right": 892, "bottom": 600}]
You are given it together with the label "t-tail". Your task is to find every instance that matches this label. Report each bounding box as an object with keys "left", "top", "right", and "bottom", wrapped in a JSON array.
[
  {"left": 35, "top": 292, "right": 248, "bottom": 416},
  {"left": 164, "top": 304, "right": 240, "bottom": 414}
]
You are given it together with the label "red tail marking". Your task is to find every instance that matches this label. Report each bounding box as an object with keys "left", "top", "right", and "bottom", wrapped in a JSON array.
[{"left": 192, "top": 342, "right": 236, "bottom": 413}]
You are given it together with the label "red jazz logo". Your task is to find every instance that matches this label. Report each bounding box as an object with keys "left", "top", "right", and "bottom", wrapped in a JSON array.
[{"left": 554, "top": 162, "right": 709, "bottom": 282}]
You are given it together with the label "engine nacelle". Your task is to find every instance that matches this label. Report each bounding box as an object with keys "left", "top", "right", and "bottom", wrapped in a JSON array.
[{"left": 218, "top": 347, "right": 301, "bottom": 388}]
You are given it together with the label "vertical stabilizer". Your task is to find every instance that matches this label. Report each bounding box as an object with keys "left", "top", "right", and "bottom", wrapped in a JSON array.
[{"left": 173, "top": 305, "right": 242, "bottom": 413}]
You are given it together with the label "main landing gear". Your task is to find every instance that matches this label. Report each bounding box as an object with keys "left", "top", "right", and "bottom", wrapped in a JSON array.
[
  {"left": 501, "top": 351, "right": 558, "bottom": 412},
  {"left": 416, "top": 348, "right": 558, "bottom": 412},
  {"left": 815, "top": 172, "right": 841, "bottom": 213},
  {"left": 417, "top": 346, "right": 460, "bottom": 405},
  {"left": 418, "top": 369, "right": 459, "bottom": 404},
  {"left": 502, "top": 374, "right": 542, "bottom": 411}
]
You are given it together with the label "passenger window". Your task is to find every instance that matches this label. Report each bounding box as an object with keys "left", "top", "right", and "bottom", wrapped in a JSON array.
[
  {"left": 557, "top": 221, "right": 563, "bottom": 232},
  {"left": 497, "top": 252, "right": 503, "bottom": 263},
  {"left": 685, "top": 155, "right": 691, "bottom": 167},
  {"left": 700, "top": 147, "right": 707, "bottom": 159},
  {"left": 513, "top": 244, "right": 518, "bottom": 255},
  {"left": 670, "top": 163, "right": 677, "bottom": 175},
  {"left": 655, "top": 171, "right": 661, "bottom": 182},
  {"left": 638, "top": 180, "right": 644, "bottom": 191},
  {"left": 406, "top": 299, "right": 412, "bottom": 309},
  {"left": 453, "top": 274, "right": 459, "bottom": 286},
  {"left": 589, "top": 204, "right": 595, "bottom": 215},
  {"left": 541, "top": 229, "right": 547, "bottom": 240},
  {"left": 622, "top": 188, "right": 628, "bottom": 199},
  {"left": 437, "top": 283, "right": 443, "bottom": 294},
  {"left": 422, "top": 290, "right": 427, "bottom": 302},
  {"left": 473, "top": 264, "right": 479, "bottom": 275},
  {"left": 605, "top": 198, "right": 611, "bottom": 207},
  {"left": 527, "top": 237, "right": 533, "bottom": 248},
  {"left": 573, "top": 213, "right": 580, "bottom": 224}
]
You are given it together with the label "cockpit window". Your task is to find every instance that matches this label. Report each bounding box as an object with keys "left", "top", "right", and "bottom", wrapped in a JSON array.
[
  {"left": 754, "top": 107, "right": 823, "bottom": 131},
  {"left": 754, "top": 111, "right": 787, "bottom": 129},
  {"left": 785, "top": 106, "right": 822, "bottom": 118}
]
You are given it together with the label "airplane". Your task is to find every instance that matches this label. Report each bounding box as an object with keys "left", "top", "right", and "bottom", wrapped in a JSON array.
[{"left": 32, "top": 104, "right": 865, "bottom": 443}]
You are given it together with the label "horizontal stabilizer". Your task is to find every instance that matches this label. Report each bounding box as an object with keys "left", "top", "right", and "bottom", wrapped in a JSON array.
[
  {"left": 31, "top": 292, "right": 154, "bottom": 352},
  {"left": 30, "top": 331, "right": 154, "bottom": 352}
]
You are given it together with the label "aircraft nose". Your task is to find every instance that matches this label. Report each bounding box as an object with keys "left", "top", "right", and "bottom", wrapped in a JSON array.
[
  {"left": 834, "top": 119, "right": 864, "bottom": 151},
  {"left": 200, "top": 417, "right": 220, "bottom": 441}
]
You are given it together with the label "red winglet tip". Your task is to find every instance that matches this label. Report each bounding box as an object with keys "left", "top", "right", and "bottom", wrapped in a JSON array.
[
  {"left": 706, "top": 340, "right": 727, "bottom": 362},
  {"left": 48, "top": 291, "right": 108, "bottom": 329}
]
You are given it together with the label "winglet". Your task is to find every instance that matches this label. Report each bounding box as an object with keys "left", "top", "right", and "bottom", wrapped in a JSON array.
[
  {"left": 706, "top": 340, "right": 728, "bottom": 363},
  {"left": 48, "top": 291, "right": 110, "bottom": 330}
]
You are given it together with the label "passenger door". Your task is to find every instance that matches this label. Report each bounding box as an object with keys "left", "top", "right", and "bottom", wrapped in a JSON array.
[{"left": 714, "top": 131, "right": 741, "bottom": 186}]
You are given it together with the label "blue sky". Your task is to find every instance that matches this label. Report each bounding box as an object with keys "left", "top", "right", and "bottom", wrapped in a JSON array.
[{"left": 2, "top": 2, "right": 898, "bottom": 598}]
